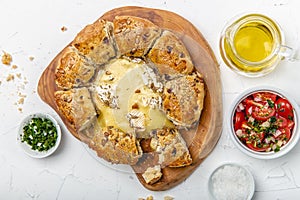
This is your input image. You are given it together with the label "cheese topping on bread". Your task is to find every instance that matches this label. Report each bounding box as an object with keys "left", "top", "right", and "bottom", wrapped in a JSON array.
[{"left": 53, "top": 15, "right": 205, "bottom": 183}]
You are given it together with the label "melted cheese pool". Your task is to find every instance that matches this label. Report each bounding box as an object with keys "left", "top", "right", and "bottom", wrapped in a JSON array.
[{"left": 93, "top": 58, "right": 173, "bottom": 138}]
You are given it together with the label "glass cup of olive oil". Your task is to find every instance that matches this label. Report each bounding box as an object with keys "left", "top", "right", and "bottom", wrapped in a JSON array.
[{"left": 220, "top": 13, "right": 295, "bottom": 77}]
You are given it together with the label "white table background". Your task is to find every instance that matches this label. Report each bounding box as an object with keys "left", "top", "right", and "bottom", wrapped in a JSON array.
[{"left": 1, "top": 0, "right": 300, "bottom": 199}]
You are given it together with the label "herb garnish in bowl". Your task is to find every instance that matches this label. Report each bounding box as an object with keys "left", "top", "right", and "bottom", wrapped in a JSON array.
[{"left": 18, "top": 113, "right": 61, "bottom": 158}]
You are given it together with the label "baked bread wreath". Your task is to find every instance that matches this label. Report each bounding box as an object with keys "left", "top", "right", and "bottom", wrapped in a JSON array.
[{"left": 53, "top": 15, "right": 205, "bottom": 185}]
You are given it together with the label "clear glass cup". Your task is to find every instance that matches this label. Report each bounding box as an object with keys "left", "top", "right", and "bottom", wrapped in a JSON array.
[{"left": 219, "top": 13, "right": 296, "bottom": 77}]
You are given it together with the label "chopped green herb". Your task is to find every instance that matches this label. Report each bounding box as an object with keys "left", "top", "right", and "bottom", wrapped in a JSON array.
[
  {"left": 21, "top": 117, "right": 58, "bottom": 152},
  {"left": 274, "top": 145, "right": 281, "bottom": 152},
  {"left": 267, "top": 99, "right": 275, "bottom": 108},
  {"left": 270, "top": 116, "right": 276, "bottom": 123}
]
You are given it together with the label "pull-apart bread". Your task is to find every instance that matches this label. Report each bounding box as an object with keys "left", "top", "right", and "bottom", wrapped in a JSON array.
[
  {"left": 53, "top": 15, "right": 205, "bottom": 185},
  {"left": 89, "top": 126, "right": 143, "bottom": 165},
  {"left": 72, "top": 19, "right": 117, "bottom": 65},
  {"left": 55, "top": 47, "right": 96, "bottom": 89},
  {"left": 113, "top": 16, "right": 162, "bottom": 57},
  {"left": 54, "top": 87, "right": 97, "bottom": 132},
  {"left": 147, "top": 30, "right": 194, "bottom": 75}
]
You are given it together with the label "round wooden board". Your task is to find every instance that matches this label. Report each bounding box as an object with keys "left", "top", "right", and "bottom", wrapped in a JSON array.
[{"left": 37, "top": 6, "right": 223, "bottom": 191}]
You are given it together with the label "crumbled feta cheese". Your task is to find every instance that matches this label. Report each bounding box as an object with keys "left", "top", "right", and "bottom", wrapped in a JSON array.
[
  {"left": 273, "top": 129, "right": 282, "bottom": 138},
  {"left": 261, "top": 121, "right": 270, "bottom": 128},
  {"left": 238, "top": 103, "right": 245, "bottom": 111},
  {"left": 248, "top": 116, "right": 255, "bottom": 123},
  {"left": 236, "top": 129, "right": 243, "bottom": 137}
]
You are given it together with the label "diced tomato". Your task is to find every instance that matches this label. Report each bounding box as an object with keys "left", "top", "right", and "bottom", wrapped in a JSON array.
[
  {"left": 253, "top": 92, "right": 277, "bottom": 102},
  {"left": 276, "top": 98, "right": 294, "bottom": 119},
  {"left": 276, "top": 128, "right": 291, "bottom": 141},
  {"left": 241, "top": 121, "right": 251, "bottom": 129},
  {"left": 287, "top": 119, "right": 295, "bottom": 130},
  {"left": 258, "top": 132, "right": 265, "bottom": 142},
  {"left": 233, "top": 91, "right": 295, "bottom": 153},
  {"left": 246, "top": 141, "right": 270, "bottom": 152},
  {"left": 252, "top": 105, "right": 276, "bottom": 121},
  {"left": 234, "top": 112, "right": 246, "bottom": 130},
  {"left": 245, "top": 105, "right": 253, "bottom": 117},
  {"left": 275, "top": 116, "right": 288, "bottom": 128},
  {"left": 244, "top": 99, "right": 263, "bottom": 108}
]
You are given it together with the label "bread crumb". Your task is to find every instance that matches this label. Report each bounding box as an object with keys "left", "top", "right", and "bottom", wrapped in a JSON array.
[
  {"left": 146, "top": 196, "right": 153, "bottom": 200},
  {"left": 29, "top": 56, "right": 34, "bottom": 61},
  {"left": 18, "top": 92, "right": 27, "bottom": 98},
  {"left": 61, "top": 26, "right": 68, "bottom": 32},
  {"left": 138, "top": 195, "right": 153, "bottom": 200},
  {"left": 18, "top": 97, "right": 25, "bottom": 104},
  {"left": 142, "top": 165, "right": 162, "bottom": 184},
  {"left": 164, "top": 196, "right": 174, "bottom": 200},
  {"left": 18, "top": 107, "right": 23, "bottom": 113},
  {"left": 6, "top": 74, "right": 14, "bottom": 82},
  {"left": 16, "top": 73, "right": 22, "bottom": 79},
  {"left": 12, "top": 64, "right": 18, "bottom": 69},
  {"left": 2, "top": 51, "right": 12, "bottom": 65}
]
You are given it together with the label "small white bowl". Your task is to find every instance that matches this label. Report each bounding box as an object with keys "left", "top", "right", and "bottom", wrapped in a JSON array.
[
  {"left": 17, "top": 113, "right": 61, "bottom": 158},
  {"left": 208, "top": 163, "right": 255, "bottom": 200},
  {"left": 228, "top": 86, "right": 300, "bottom": 159}
]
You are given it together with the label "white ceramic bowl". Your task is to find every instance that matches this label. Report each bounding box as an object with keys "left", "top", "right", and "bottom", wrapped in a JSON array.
[
  {"left": 208, "top": 163, "right": 255, "bottom": 200},
  {"left": 228, "top": 86, "right": 300, "bottom": 159},
  {"left": 17, "top": 113, "right": 61, "bottom": 158}
]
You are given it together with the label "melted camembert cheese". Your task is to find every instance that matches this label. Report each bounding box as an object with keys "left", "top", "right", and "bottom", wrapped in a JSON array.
[{"left": 93, "top": 58, "right": 173, "bottom": 138}]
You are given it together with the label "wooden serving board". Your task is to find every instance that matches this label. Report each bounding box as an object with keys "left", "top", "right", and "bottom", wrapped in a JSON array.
[{"left": 38, "top": 6, "right": 223, "bottom": 191}]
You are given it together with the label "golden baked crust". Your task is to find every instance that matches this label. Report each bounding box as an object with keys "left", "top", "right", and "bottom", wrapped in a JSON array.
[
  {"left": 89, "top": 126, "right": 142, "bottom": 165},
  {"left": 55, "top": 47, "right": 95, "bottom": 89},
  {"left": 151, "top": 128, "right": 192, "bottom": 167},
  {"left": 52, "top": 15, "right": 206, "bottom": 174},
  {"left": 147, "top": 30, "right": 194, "bottom": 75},
  {"left": 113, "top": 16, "right": 161, "bottom": 57},
  {"left": 72, "top": 19, "right": 116, "bottom": 65},
  {"left": 54, "top": 88, "right": 97, "bottom": 132},
  {"left": 162, "top": 72, "right": 205, "bottom": 127}
]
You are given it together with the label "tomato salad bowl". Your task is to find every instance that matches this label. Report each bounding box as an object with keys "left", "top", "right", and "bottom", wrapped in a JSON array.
[{"left": 229, "top": 86, "right": 300, "bottom": 159}]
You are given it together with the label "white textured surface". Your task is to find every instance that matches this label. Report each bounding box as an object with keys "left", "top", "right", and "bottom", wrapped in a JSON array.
[{"left": 1, "top": 0, "right": 300, "bottom": 199}]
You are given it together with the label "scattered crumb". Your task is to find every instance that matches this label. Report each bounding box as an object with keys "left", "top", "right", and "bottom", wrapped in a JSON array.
[
  {"left": 16, "top": 73, "right": 22, "bottom": 79},
  {"left": 61, "top": 26, "right": 68, "bottom": 32},
  {"left": 12, "top": 64, "right": 18, "bottom": 69},
  {"left": 0, "top": 51, "right": 29, "bottom": 113},
  {"left": 29, "top": 56, "right": 34, "bottom": 61},
  {"left": 18, "top": 97, "right": 25, "bottom": 104},
  {"left": 138, "top": 195, "right": 154, "bottom": 200},
  {"left": 146, "top": 196, "right": 153, "bottom": 200},
  {"left": 1, "top": 51, "right": 12, "bottom": 65},
  {"left": 138, "top": 195, "right": 174, "bottom": 200},
  {"left": 6, "top": 74, "right": 15, "bottom": 82},
  {"left": 18, "top": 93, "right": 27, "bottom": 98}
]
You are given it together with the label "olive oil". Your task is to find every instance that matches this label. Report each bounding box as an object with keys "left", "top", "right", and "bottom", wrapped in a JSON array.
[
  {"left": 233, "top": 22, "right": 274, "bottom": 62},
  {"left": 220, "top": 14, "right": 284, "bottom": 77}
]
